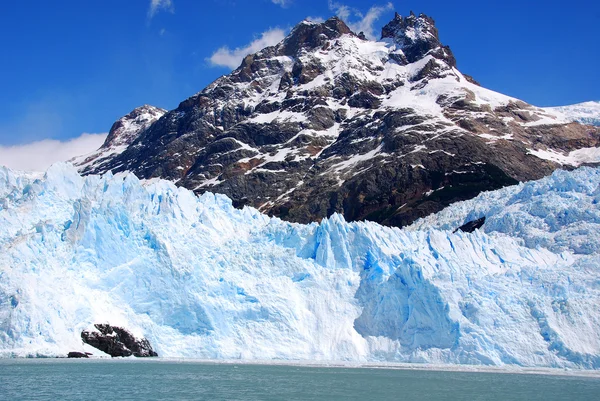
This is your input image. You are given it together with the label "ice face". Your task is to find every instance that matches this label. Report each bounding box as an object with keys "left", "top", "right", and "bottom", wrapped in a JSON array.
[
  {"left": 1, "top": 162, "right": 599, "bottom": 368},
  {"left": 408, "top": 167, "right": 600, "bottom": 255}
]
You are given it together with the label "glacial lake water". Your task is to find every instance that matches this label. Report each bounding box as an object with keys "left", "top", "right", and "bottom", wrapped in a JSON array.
[{"left": 1, "top": 359, "right": 600, "bottom": 400}]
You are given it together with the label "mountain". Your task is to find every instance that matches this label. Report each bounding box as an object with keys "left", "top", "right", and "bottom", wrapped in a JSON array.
[
  {"left": 74, "top": 13, "right": 600, "bottom": 227},
  {"left": 1, "top": 163, "right": 599, "bottom": 368},
  {"left": 74, "top": 105, "right": 167, "bottom": 174},
  {"left": 545, "top": 101, "right": 600, "bottom": 127}
]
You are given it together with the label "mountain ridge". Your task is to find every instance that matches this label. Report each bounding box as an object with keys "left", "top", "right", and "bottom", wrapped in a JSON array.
[{"left": 74, "top": 12, "right": 600, "bottom": 227}]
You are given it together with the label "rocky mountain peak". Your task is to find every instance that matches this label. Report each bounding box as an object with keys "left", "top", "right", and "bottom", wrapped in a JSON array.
[
  {"left": 281, "top": 16, "right": 353, "bottom": 56},
  {"left": 381, "top": 11, "right": 456, "bottom": 67},
  {"left": 102, "top": 104, "right": 166, "bottom": 149},
  {"left": 73, "top": 104, "right": 166, "bottom": 175},
  {"left": 75, "top": 11, "right": 600, "bottom": 228}
]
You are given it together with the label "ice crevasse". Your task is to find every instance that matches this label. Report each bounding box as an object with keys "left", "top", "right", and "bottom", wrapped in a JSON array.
[{"left": 0, "top": 163, "right": 599, "bottom": 369}]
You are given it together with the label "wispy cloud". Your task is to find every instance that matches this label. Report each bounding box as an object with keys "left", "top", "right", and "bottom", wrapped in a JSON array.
[
  {"left": 328, "top": 1, "right": 394, "bottom": 40},
  {"left": 207, "top": 2, "right": 394, "bottom": 69},
  {"left": 148, "top": 0, "right": 174, "bottom": 20},
  {"left": 0, "top": 133, "right": 107, "bottom": 172},
  {"left": 305, "top": 16, "right": 325, "bottom": 23},
  {"left": 208, "top": 28, "right": 287, "bottom": 69},
  {"left": 350, "top": 3, "right": 395, "bottom": 40},
  {"left": 271, "top": 0, "right": 291, "bottom": 7},
  {"left": 328, "top": 1, "right": 351, "bottom": 21}
]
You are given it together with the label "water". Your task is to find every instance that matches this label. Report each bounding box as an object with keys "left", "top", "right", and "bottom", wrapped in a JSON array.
[{"left": 1, "top": 360, "right": 599, "bottom": 400}]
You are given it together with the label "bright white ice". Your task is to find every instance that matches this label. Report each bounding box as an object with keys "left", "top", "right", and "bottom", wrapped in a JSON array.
[
  {"left": 1, "top": 163, "right": 599, "bottom": 369},
  {"left": 545, "top": 101, "right": 600, "bottom": 127}
]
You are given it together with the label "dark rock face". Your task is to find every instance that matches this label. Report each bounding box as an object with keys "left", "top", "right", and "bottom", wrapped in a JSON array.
[
  {"left": 282, "top": 17, "right": 353, "bottom": 56},
  {"left": 67, "top": 351, "right": 90, "bottom": 358},
  {"left": 74, "top": 12, "right": 600, "bottom": 228},
  {"left": 81, "top": 324, "right": 158, "bottom": 358},
  {"left": 454, "top": 217, "right": 486, "bottom": 233},
  {"left": 381, "top": 11, "right": 456, "bottom": 68}
]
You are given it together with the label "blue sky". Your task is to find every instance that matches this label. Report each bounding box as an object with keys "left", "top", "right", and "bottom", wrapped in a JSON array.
[{"left": 0, "top": 0, "right": 599, "bottom": 154}]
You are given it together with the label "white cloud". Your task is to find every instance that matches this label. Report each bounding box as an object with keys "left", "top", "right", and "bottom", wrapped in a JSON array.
[
  {"left": 208, "top": 28, "right": 287, "bottom": 69},
  {"left": 328, "top": 1, "right": 351, "bottom": 21},
  {"left": 350, "top": 3, "right": 394, "bottom": 40},
  {"left": 0, "top": 133, "right": 107, "bottom": 172},
  {"left": 271, "top": 0, "right": 291, "bottom": 7},
  {"left": 328, "top": 1, "right": 394, "bottom": 40},
  {"left": 305, "top": 16, "right": 325, "bottom": 23},
  {"left": 148, "top": 0, "right": 174, "bottom": 20},
  {"left": 207, "top": 2, "right": 394, "bottom": 70}
]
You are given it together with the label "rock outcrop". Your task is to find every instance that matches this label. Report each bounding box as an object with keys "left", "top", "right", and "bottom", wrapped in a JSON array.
[
  {"left": 67, "top": 351, "right": 90, "bottom": 358},
  {"left": 81, "top": 324, "right": 158, "bottom": 358},
  {"left": 454, "top": 216, "right": 486, "bottom": 233},
  {"left": 73, "top": 105, "right": 167, "bottom": 175}
]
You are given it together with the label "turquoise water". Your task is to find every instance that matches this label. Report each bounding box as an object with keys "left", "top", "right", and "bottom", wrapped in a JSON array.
[{"left": 1, "top": 360, "right": 599, "bottom": 400}]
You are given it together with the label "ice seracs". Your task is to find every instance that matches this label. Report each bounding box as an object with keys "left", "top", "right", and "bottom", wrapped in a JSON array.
[{"left": 1, "top": 163, "right": 600, "bottom": 369}]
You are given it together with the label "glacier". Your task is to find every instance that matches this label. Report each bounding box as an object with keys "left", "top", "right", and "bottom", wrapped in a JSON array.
[
  {"left": 545, "top": 101, "right": 600, "bottom": 127},
  {"left": 0, "top": 163, "right": 599, "bottom": 369}
]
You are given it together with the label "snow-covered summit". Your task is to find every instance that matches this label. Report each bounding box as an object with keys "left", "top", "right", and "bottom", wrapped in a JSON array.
[
  {"left": 72, "top": 105, "right": 166, "bottom": 174},
  {"left": 1, "top": 163, "right": 600, "bottom": 369},
  {"left": 102, "top": 104, "right": 167, "bottom": 149},
  {"left": 381, "top": 12, "right": 455, "bottom": 67}
]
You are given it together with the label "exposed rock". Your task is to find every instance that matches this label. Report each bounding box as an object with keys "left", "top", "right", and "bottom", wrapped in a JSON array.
[
  {"left": 67, "top": 351, "right": 90, "bottom": 358},
  {"left": 454, "top": 217, "right": 486, "bottom": 233},
  {"left": 381, "top": 12, "right": 456, "bottom": 67},
  {"left": 72, "top": 105, "right": 167, "bottom": 175},
  {"left": 73, "top": 12, "right": 600, "bottom": 228},
  {"left": 81, "top": 324, "right": 158, "bottom": 358},
  {"left": 282, "top": 17, "right": 354, "bottom": 56},
  {"left": 348, "top": 91, "right": 382, "bottom": 109},
  {"left": 463, "top": 74, "right": 481, "bottom": 86},
  {"left": 102, "top": 105, "right": 167, "bottom": 149}
]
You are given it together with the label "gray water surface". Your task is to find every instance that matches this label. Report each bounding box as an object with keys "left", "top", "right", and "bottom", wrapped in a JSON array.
[{"left": 0, "top": 359, "right": 599, "bottom": 400}]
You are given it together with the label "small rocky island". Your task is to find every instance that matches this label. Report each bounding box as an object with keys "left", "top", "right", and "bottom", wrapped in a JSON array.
[{"left": 78, "top": 324, "right": 158, "bottom": 357}]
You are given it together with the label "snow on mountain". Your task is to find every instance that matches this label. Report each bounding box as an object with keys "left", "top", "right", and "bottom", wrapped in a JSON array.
[
  {"left": 73, "top": 13, "right": 600, "bottom": 228},
  {"left": 525, "top": 146, "right": 600, "bottom": 167},
  {"left": 545, "top": 101, "right": 600, "bottom": 127},
  {"left": 1, "top": 163, "right": 599, "bottom": 369},
  {"left": 73, "top": 105, "right": 167, "bottom": 174}
]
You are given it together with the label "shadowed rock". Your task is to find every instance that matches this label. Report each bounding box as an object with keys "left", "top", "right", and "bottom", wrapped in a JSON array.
[
  {"left": 454, "top": 217, "right": 486, "bottom": 233},
  {"left": 67, "top": 351, "right": 90, "bottom": 358},
  {"left": 81, "top": 324, "right": 158, "bottom": 358}
]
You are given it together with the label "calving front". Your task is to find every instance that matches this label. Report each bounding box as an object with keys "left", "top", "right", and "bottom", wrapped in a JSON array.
[{"left": 1, "top": 163, "right": 599, "bottom": 369}]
